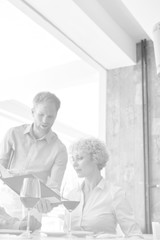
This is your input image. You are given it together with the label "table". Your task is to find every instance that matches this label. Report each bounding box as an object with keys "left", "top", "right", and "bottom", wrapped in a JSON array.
[
  {"left": 0, "top": 233, "right": 153, "bottom": 240},
  {"left": 144, "top": 234, "right": 153, "bottom": 240}
]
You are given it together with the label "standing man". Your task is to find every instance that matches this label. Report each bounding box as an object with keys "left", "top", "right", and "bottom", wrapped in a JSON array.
[{"left": 0, "top": 91, "right": 68, "bottom": 213}]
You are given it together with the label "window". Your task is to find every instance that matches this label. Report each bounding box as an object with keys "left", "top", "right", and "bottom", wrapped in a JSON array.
[{"left": 0, "top": 0, "right": 105, "bottom": 230}]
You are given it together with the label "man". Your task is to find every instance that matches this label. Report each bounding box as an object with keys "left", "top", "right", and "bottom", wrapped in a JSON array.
[{"left": 0, "top": 91, "right": 68, "bottom": 214}]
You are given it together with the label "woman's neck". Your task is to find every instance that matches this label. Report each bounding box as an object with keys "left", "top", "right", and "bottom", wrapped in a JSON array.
[{"left": 84, "top": 172, "right": 102, "bottom": 192}]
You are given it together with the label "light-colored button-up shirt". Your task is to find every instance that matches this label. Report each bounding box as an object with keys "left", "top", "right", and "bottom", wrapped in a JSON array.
[
  {"left": 65, "top": 178, "right": 143, "bottom": 238},
  {"left": 0, "top": 124, "right": 68, "bottom": 191}
]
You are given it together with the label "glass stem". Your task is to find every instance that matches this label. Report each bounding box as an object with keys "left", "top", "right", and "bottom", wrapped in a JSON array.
[
  {"left": 27, "top": 208, "right": 31, "bottom": 234},
  {"left": 68, "top": 211, "right": 72, "bottom": 233}
]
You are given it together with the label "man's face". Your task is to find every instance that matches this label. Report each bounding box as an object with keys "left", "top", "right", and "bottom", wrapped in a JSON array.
[{"left": 32, "top": 102, "right": 57, "bottom": 135}]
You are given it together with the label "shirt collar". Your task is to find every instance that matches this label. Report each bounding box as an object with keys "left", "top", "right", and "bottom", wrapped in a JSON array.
[
  {"left": 24, "top": 124, "right": 32, "bottom": 135},
  {"left": 81, "top": 177, "right": 105, "bottom": 191},
  {"left": 97, "top": 177, "right": 106, "bottom": 190},
  {"left": 23, "top": 124, "right": 56, "bottom": 143}
]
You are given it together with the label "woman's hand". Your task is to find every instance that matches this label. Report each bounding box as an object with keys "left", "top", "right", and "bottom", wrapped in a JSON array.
[{"left": 19, "top": 215, "right": 41, "bottom": 232}]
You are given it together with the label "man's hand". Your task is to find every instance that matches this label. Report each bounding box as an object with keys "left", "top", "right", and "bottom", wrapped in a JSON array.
[
  {"left": 19, "top": 215, "right": 41, "bottom": 232},
  {"left": 0, "top": 218, "right": 7, "bottom": 228},
  {"left": 35, "top": 198, "right": 55, "bottom": 213}
]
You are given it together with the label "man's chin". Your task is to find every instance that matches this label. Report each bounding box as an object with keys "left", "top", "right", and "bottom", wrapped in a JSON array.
[
  {"left": 40, "top": 126, "right": 50, "bottom": 133},
  {"left": 76, "top": 173, "right": 83, "bottom": 178}
]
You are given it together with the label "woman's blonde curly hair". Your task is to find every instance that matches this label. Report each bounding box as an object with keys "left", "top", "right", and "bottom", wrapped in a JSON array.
[{"left": 69, "top": 137, "right": 109, "bottom": 170}]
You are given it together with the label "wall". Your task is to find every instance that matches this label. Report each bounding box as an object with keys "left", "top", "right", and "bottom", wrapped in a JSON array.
[
  {"left": 106, "top": 40, "right": 160, "bottom": 232},
  {"left": 147, "top": 41, "right": 160, "bottom": 223},
  {"left": 105, "top": 43, "right": 145, "bottom": 231}
]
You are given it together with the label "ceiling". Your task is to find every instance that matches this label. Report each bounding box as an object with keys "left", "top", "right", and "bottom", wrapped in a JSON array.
[
  {"left": 121, "top": 0, "right": 160, "bottom": 39},
  {"left": 7, "top": 0, "right": 160, "bottom": 70}
]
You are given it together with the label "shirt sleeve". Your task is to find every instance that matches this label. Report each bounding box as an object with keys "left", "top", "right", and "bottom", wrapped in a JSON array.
[
  {"left": 0, "top": 128, "right": 14, "bottom": 168},
  {"left": 112, "top": 188, "right": 143, "bottom": 238},
  {"left": 47, "top": 144, "right": 68, "bottom": 192},
  {"left": 0, "top": 206, "right": 20, "bottom": 229}
]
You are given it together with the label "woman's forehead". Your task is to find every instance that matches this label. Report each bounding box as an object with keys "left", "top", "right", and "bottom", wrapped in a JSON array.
[{"left": 71, "top": 149, "right": 89, "bottom": 157}]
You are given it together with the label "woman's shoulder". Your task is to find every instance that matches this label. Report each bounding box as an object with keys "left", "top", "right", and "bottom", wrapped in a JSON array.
[
  {"left": 103, "top": 180, "right": 125, "bottom": 199},
  {"left": 65, "top": 186, "right": 81, "bottom": 201}
]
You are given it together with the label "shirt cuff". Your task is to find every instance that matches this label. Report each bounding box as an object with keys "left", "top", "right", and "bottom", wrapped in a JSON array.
[{"left": 12, "top": 219, "right": 21, "bottom": 230}]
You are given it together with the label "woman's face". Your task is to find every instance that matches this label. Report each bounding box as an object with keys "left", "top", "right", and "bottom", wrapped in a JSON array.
[{"left": 71, "top": 150, "right": 98, "bottom": 178}]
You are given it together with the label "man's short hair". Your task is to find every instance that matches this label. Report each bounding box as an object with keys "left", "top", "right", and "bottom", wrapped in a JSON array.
[{"left": 33, "top": 91, "right": 61, "bottom": 112}]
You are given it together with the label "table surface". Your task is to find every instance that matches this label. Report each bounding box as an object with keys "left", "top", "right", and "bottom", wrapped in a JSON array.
[{"left": 0, "top": 232, "right": 153, "bottom": 240}]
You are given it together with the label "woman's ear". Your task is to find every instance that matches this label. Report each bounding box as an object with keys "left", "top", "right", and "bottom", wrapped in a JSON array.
[
  {"left": 92, "top": 153, "right": 97, "bottom": 164},
  {"left": 31, "top": 108, "right": 34, "bottom": 116}
]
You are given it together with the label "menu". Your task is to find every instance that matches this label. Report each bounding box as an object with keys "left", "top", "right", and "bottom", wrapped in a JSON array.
[{"left": 0, "top": 165, "right": 61, "bottom": 201}]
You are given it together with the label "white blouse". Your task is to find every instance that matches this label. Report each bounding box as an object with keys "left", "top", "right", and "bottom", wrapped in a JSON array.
[{"left": 65, "top": 178, "right": 143, "bottom": 238}]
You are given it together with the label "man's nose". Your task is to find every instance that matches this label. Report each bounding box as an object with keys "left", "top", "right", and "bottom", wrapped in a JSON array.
[{"left": 42, "top": 116, "right": 48, "bottom": 123}]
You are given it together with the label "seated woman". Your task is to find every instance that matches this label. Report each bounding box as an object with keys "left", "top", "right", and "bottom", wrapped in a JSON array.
[
  {"left": 65, "top": 137, "right": 143, "bottom": 238},
  {"left": 0, "top": 206, "right": 41, "bottom": 231}
]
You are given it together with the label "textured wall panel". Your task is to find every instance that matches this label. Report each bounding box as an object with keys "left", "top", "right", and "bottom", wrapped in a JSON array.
[{"left": 106, "top": 43, "right": 145, "bottom": 231}]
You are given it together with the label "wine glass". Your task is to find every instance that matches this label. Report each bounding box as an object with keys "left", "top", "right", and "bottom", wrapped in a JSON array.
[
  {"left": 20, "top": 177, "right": 41, "bottom": 238},
  {"left": 61, "top": 183, "right": 81, "bottom": 236}
]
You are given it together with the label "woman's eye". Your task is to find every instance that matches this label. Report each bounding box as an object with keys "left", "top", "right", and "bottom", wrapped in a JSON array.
[{"left": 72, "top": 156, "right": 83, "bottom": 163}]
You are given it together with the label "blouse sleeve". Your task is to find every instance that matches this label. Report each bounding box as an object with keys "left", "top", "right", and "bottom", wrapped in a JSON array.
[{"left": 112, "top": 187, "right": 143, "bottom": 238}]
